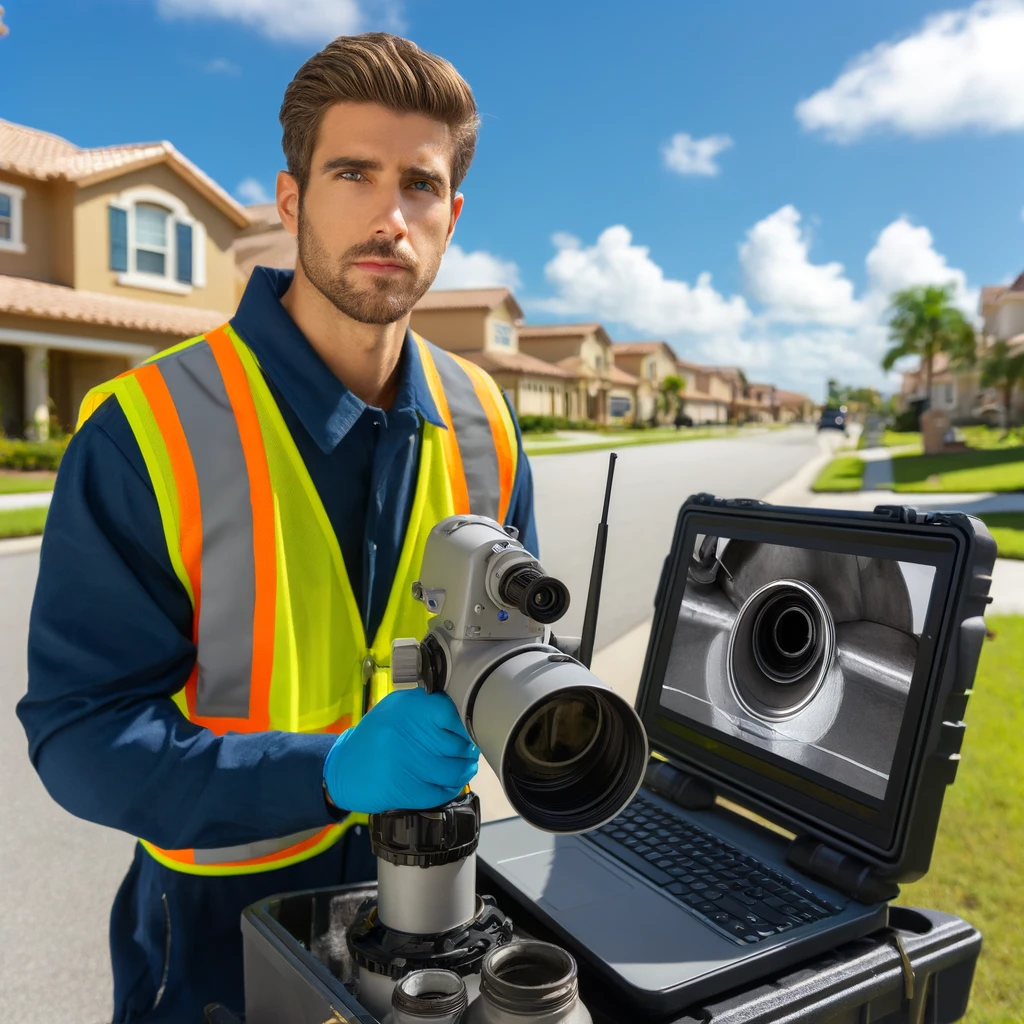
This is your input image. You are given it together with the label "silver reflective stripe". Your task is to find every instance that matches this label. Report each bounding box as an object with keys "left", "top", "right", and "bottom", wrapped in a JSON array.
[
  {"left": 159, "top": 344, "right": 256, "bottom": 718},
  {"left": 431, "top": 347, "right": 500, "bottom": 520},
  {"left": 192, "top": 827, "right": 323, "bottom": 865}
]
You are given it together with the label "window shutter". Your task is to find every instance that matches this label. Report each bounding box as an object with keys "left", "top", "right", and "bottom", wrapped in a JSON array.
[
  {"left": 109, "top": 206, "right": 128, "bottom": 272},
  {"left": 176, "top": 222, "right": 193, "bottom": 283}
]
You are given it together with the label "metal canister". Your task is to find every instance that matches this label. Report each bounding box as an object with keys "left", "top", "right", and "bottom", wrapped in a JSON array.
[
  {"left": 382, "top": 969, "right": 468, "bottom": 1024},
  {"left": 464, "top": 941, "right": 592, "bottom": 1024}
]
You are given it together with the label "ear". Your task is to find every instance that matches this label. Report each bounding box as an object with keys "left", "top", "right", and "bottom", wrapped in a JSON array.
[
  {"left": 444, "top": 193, "right": 465, "bottom": 251},
  {"left": 277, "top": 171, "right": 301, "bottom": 237}
]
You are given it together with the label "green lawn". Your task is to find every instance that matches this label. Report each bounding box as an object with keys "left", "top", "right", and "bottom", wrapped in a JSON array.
[
  {"left": 895, "top": 615, "right": 1024, "bottom": 1022},
  {"left": 811, "top": 456, "right": 866, "bottom": 492},
  {"left": 0, "top": 472, "right": 56, "bottom": 495},
  {"left": 0, "top": 505, "right": 48, "bottom": 538},
  {"left": 978, "top": 513, "right": 1024, "bottom": 560},
  {"left": 891, "top": 447, "right": 1024, "bottom": 493},
  {"left": 524, "top": 426, "right": 745, "bottom": 456}
]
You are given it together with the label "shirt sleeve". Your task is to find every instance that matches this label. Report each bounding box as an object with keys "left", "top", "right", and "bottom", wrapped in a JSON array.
[
  {"left": 501, "top": 393, "right": 539, "bottom": 559},
  {"left": 16, "top": 396, "right": 338, "bottom": 852}
]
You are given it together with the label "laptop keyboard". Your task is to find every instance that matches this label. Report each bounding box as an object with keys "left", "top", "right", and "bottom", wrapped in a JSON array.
[{"left": 583, "top": 795, "right": 844, "bottom": 945}]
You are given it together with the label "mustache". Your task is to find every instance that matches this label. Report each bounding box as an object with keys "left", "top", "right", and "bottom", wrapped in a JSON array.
[{"left": 345, "top": 239, "right": 417, "bottom": 270}]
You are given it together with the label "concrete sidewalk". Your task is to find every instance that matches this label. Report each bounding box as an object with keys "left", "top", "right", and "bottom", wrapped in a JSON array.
[{"left": 0, "top": 490, "right": 51, "bottom": 511}]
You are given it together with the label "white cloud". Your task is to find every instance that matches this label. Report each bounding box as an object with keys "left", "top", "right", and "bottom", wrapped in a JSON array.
[
  {"left": 662, "top": 133, "right": 734, "bottom": 176},
  {"left": 204, "top": 57, "right": 240, "bottom": 75},
  {"left": 236, "top": 178, "right": 273, "bottom": 205},
  {"left": 863, "top": 217, "right": 978, "bottom": 317},
  {"left": 796, "top": 0, "right": 1024, "bottom": 141},
  {"left": 156, "top": 0, "right": 402, "bottom": 45},
  {"left": 432, "top": 246, "right": 521, "bottom": 291},
  {"left": 738, "top": 205, "right": 861, "bottom": 325},
  {"left": 537, "top": 226, "right": 751, "bottom": 336}
]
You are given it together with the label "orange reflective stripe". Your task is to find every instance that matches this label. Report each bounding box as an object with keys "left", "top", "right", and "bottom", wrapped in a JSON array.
[
  {"left": 216, "top": 824, "right": 337, "bottom": 869},
  {"left": 206, "top": 327, "right": 276, "bottom": 733},
  {"left": 133, "top": 363, "right": 203, "bottom": 721},
  {"left": 453, "top": 355, "right": 515, "bottom": 524},
  {"left": 415, "top": 335, "right": 470, "bottom": 514}
]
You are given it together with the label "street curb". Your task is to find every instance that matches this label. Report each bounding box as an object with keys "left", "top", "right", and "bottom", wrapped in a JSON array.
[{"left": 0, "top": 534, "right": 43, "bottom": 557}]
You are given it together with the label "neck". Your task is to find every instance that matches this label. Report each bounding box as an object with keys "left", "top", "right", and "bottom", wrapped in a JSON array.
[{"left": 280, "top": 265, "right": 408, "bottom": 410}]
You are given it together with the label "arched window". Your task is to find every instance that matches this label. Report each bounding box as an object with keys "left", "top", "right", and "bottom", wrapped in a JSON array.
[{"left": 108, "top": 186, "right": 206, "bottom": 295}]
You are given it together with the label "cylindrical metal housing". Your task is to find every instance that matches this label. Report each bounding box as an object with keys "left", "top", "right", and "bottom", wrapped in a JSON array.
[
  {"left": 383, "top": 969, "right": 468, "bottom": 1024},
  {"left": 469, "top": 649, "right": 648, "bottom": 833},
  {"left": 377, "top": 856, "right": 479, "bottom": 935}
]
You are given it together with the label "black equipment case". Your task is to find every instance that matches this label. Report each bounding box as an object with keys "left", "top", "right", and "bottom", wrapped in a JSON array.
[{"left": 236, "top": 877, "right": 982, "bottom": 1024}]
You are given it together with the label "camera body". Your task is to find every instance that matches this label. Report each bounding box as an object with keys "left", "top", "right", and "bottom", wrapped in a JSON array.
[{"left": 391, "top": 514, "right": 648, "bottom": 835}]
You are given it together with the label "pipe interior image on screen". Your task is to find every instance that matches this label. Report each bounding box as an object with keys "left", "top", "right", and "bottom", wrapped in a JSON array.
[{"left": 659, "top": 532, "right": 937, "bottom": 802}]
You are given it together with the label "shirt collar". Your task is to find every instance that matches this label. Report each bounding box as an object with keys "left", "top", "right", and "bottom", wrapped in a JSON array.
[{"left": 229, "top": 266, "right": 445, "bottom": 454}]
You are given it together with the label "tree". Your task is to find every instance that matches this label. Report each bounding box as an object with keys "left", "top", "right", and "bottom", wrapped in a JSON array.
[
  {"left": 659, "top": 374, "right": 686, "bottom": 420},
  {"left": 882, "top": 285, "right": 976, "bottom": 415},
  {"left": 979, "top": 338, "right": 1024, "bottom": 436}
]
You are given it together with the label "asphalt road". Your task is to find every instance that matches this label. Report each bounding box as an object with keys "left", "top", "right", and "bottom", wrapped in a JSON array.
[{"left": 0, "top": 425, "right": 824, "bottom": 1023}]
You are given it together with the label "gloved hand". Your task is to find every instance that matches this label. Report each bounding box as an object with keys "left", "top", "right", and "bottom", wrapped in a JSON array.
[{"left": 323, "top": 687, "right": 480, "bottom": 814}]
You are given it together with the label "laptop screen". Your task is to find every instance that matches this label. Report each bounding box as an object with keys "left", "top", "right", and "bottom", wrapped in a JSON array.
[{"left": 639, "top": 510, "right": 959, "bottom": 848}]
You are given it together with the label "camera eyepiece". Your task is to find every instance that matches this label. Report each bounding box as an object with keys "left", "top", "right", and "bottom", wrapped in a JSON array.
[{"left": 499, "top": 565, "right": 570, "bottom": 625}]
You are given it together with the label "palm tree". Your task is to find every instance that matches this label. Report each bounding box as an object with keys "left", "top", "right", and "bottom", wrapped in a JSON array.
[
  {"left": 979, "top": 338, "right": 1024, "bottom": 436},
  {"left": 882, "top": 285, "right": 976, "bottom": 418},
  {"left": 659, "top": 374, "right": 686, "bottom": 421}
]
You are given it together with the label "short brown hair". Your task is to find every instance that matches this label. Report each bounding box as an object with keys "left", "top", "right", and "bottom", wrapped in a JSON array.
[{"left": 280, "top": 33, "right": 480, "bottom": 196}]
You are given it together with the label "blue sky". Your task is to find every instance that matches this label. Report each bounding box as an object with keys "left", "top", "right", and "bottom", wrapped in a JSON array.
[{"left": 2, "top": 0, "right": 1023, "bottom": 399}]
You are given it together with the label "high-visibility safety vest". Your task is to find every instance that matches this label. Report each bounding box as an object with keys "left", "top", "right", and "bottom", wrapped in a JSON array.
[{"left": 77, "top": 322, "right": 518, "bottom": 875}]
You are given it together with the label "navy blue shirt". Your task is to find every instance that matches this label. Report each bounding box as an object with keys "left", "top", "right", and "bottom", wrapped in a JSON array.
[{"left": 17, "top": 267, "right": 537, "bottom": 853}]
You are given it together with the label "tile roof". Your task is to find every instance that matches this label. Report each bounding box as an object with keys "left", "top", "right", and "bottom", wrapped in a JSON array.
[
  {"left": 0, "top": 274, "right": 227, "bottom": 337},
  {"left": 1009, "top": 270, "right": 1024, "bottom": 294},
  {"left": 460, "top": 349, "right": 577, "bottom": 379},
  {"left": 413, "top": 287, "right": 524, "bottom": 319},
  {"left": 517, "top": 322, "right": 603, "bottom": 337},
  {"left": 611, "top": 341, "right": 670, "bottom": 356},
  {"left": 0, "top": 119, "right": 249, "bottom": 227},
  {"left": 605, "top": 364, "right": 641, "bottom": 386},
  {"left": 981, "top": 285, "right": 1008, "bottom": 307}
]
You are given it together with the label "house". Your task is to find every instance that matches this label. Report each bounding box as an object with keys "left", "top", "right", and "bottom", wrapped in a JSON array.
[
  {"left": 673, "top": 360, "right": 730, "bottom": 424},
  {"left": 234, "top": 200, "right": 295, "bottom": 302},
  {"left": 408, "top": 288, "right": 577, "bottom": 417},
  {"left": 772, "top": 389, "right": 816, "bottom": 423},
  {"left": 0, "top": 119, "right": 249, "bottom": 436},
  {"left": 517, "top": 323, "right": 645, "bottom": 424},
  {"left": 746, "top": 382, "right": 778, "bottom": 424},
  {"left": 900, "top": 270, "right": 1024, "bottom": 426},
  {"left": 611, "top": 341, "right": 680, "bottom": 423}
]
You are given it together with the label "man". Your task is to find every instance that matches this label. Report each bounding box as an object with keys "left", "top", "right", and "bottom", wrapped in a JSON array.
[{"left": 17, "top": 33, "right": 537, "bottom": 1023}]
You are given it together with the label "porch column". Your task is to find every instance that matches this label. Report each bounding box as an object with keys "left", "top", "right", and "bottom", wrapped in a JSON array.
[{"left": 22, "top": 345, "right": 50, "bottom": 440}]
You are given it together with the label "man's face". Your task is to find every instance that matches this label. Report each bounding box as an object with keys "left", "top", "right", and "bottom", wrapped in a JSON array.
[{"left": 283, "top": 102, "right": 463, "bottom": 326}]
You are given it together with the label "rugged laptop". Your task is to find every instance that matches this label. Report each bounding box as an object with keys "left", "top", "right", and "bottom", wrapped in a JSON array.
[{"left": 478, "top": 494, "right": 995, "bottom": 1014}]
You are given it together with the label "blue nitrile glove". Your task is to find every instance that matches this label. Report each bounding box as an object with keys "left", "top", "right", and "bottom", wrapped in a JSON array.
[{"left": 323, "top": 687, "right": 480, "bottom": 814}]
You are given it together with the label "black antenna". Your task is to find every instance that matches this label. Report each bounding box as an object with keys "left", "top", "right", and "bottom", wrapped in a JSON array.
[{"left": 578, "top": 452, "right": 617, "bottom": 669}]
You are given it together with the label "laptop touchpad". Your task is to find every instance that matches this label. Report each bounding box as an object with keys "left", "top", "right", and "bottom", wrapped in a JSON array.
[{"left": 498, "top": 847, "right": 635, "bottom": 912}]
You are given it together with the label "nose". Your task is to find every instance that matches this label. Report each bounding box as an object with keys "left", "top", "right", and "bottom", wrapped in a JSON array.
[{"left": 371, "top": 184, "right": 409, "bottom": 240}]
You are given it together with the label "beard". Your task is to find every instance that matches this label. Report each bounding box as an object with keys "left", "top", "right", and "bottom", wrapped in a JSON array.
[{"left": 296, "top": 208, "right": 442, "bottom": 326}]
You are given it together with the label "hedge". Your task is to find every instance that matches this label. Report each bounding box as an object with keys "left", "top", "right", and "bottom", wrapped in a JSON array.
[
  {"left": 0, "top": 437, "right": 71, "bottom": 471},
  {"left": 517, "top": 415, "right": 598, "bottom": 434}
]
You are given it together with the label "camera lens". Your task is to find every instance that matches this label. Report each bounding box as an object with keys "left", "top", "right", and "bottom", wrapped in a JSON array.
[{"left": 499, "top": 565, "right": 570, "bottom": 624}]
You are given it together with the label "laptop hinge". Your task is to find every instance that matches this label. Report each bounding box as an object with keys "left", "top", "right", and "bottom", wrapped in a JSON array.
[
  {"left": 644, "top": 760, "right": 716, "bottom": 811},
  {"left": 785, "top": 835, "right": 901, "bottom": 903}
]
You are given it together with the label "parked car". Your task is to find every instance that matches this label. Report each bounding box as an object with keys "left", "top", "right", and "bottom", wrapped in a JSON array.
[
  {"left": 674, "top": 411, "right": 694, "bottom": 429},
  {"left": 818, "top": 407, "right": 848, "bottom": 433}
]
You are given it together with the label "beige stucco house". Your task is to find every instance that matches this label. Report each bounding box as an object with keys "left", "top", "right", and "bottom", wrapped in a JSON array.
[
  {"left": 409, "top": 288, "right": 577, "bottom": 417},
  {"left": 517, "top": 323, "right": 644, "bottom": 424},
  {"left": 900, "top": 270, "right": 1024, "bottom": 425},
  {"left": 0, "top": 119, "right": 249, "bottom": 436},
  {"left": 674, "top": 359, "right": 730, "bottom": 424},
  {"left": 611, "top": 341, "right": 680, "bottom": 423}
]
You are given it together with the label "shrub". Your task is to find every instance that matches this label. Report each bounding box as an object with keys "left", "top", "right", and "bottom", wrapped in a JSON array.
[
  {"left": 517, "top": 415, "right": 596, "bottom": 434},
  {"left": 0, "top": 437, "right": 70, "bottom": 471},
  {"left": 891, "top": 408, "right": 920, "bottom": 433}
]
